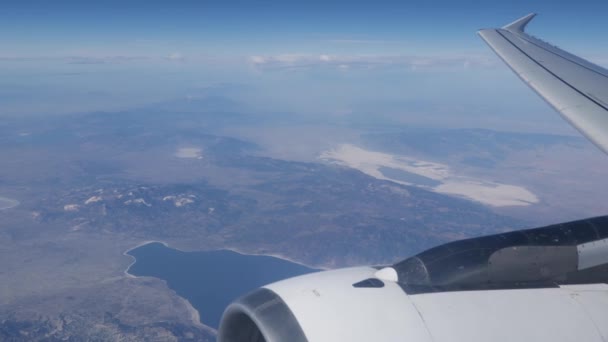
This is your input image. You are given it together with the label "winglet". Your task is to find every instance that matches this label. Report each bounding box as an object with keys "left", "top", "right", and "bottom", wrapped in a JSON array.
[{"left": 502, "top": 13, "right": 537, "bottom": 32}]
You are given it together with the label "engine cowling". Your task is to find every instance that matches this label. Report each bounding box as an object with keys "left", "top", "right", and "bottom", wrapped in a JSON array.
[
  {"left": 218, "top": 267, "right": 432, "bottom": 342},
  {"left": 218, "top": 216, "right": 608, "bottom": 342}
]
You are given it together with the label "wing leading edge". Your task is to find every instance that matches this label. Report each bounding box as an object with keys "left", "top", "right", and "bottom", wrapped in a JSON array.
[{"left": 479, "top": 13, "right": 608, "bottom": 154}]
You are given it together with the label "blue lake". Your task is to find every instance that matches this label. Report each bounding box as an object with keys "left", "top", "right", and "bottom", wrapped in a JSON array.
[{"left": 126, "top": 242, "right": 317, "bottom": 328}]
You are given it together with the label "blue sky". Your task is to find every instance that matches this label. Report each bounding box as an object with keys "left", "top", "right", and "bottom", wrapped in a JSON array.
[
  {"left": 3, "top": 1, "right": 608, "bottom": 55},
  {"left": 2, "top": 0, "right": 608, "bottom": 133}
]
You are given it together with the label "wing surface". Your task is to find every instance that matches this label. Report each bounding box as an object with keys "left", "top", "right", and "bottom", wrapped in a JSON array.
[{"left": 479, "top": 13, "right": 608, "bottom": 154}]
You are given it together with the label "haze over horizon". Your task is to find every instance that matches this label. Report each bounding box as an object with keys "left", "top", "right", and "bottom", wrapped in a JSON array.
[{"left": 3, "top": 0, "right": 608, "bottom": 135}]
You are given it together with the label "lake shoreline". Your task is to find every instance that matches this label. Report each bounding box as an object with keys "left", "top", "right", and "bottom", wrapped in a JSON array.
[
  {"left": 123, "top": 240, "right": 324, "bottom": 275},
  {"left": 122, "top": 240, "right": 321, "bottom": 330},
  {"left": 123, "top": 240, "right": 169, "bottom": 278},
  {"left": 122, "top": 240, "right": 210, "bottom": 331},
  {"left": 223, "top": 247, "right": 327, "bottom": 271}
]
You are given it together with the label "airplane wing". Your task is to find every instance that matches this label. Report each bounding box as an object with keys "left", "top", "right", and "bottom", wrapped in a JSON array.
[
  {"left": 478, "top": 13, "right": 608, "bottom": 154},
  {"left": 217, "top": 15, "right": 608, "bottom": 342}
]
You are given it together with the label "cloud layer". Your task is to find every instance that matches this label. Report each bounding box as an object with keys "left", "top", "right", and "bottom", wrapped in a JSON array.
[
  {"left": 1, "top": 52, "right": 496, "bottom": 72},
  {"left": 248, "top": 53, "right": 497, "bottom": 71}
]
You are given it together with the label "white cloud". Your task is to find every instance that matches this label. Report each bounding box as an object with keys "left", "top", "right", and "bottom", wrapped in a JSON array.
[
  {"left": 248, "top": 53, "right": 498, "bottom": 71},
  {"left": 326, "top": 39, "right": 407, "bottom": 45},
  {"left": 67, "top": 56, "right": 146, "bottom": 64},
  {"left": 0, "top": 55, "right": 147, "bottom": 64},
  {"left": 166, "top": 52, "right": 184, "bottom": 61},
  {"left": 249, "top": 55, "right": 266, "bottom": 64},
  {"left": 0, "top": 50, "right": 513, "bottom": 71}
]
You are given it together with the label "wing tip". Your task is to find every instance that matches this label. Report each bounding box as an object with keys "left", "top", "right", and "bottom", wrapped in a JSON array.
[{"left": 502, "top": 13, "right": 537, "bottom": 32}]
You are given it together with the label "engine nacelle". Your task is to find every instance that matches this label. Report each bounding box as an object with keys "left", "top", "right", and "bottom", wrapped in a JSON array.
[
  {"left": 218, "top": 267, "right": 432, "bottom": 342},
  {"left": 218, "top": 216, "right": 608, "bottom": 342}
]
